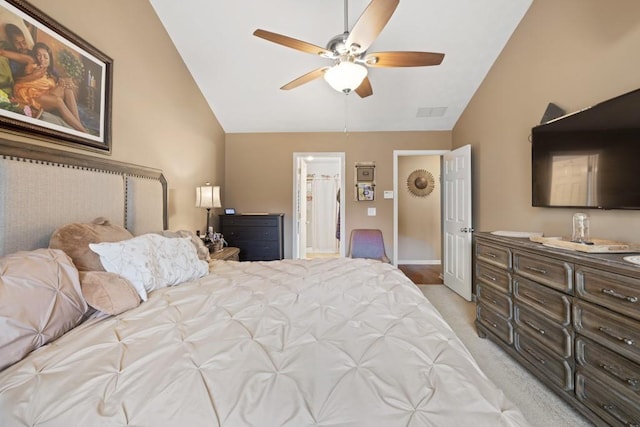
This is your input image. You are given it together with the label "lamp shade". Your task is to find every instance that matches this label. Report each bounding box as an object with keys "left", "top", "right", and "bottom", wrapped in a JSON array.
[
  {"left": 196, "top": 184, "right": 222, "bottom": 209},
  {"left": 324, "top": 62, "right": 368, "bottom": 94}
]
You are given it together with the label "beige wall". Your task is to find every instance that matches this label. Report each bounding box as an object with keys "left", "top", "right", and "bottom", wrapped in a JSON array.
[
  {"left": 0, "top": 0, "right": 224, "bottom": 233},
  {"left": 225, "top": 131, "right": 451, "bottom": 259},
  {"left": 398, "top": 155, "right": 441, "bottom": 262},
  {"left": 454, "top": 0, "right": 640, "bottom": 242}
]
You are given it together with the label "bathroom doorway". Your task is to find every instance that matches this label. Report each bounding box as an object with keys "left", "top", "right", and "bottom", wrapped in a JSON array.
[{"left": 293, "top": 153, "right": 346, "bottom": 259}]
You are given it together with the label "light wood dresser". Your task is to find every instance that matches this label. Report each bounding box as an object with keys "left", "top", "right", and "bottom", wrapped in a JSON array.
[{"left": 474, "top": 232, "right": 640, "bottom": 427}]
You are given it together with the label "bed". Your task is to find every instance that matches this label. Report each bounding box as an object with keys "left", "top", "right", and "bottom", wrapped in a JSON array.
[{"left": 0, "top": 139, "right": 529, "bottom": 426}]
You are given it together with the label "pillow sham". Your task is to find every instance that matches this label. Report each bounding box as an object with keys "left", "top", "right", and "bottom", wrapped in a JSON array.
[
  {"left": 154, "top": 229, "right": 211, "bottom": 262},
  {"left": 79, "top": 271, "right": 140, "bottom": 315},
  {"left": 0, "top": 249, "right": 88, "bottom": 371},
  {"left": 89, "top": 234, "right": 208, "bottom": 301},
  {"left": 49, "top": 217, "right": 134, "bottom": 271}
]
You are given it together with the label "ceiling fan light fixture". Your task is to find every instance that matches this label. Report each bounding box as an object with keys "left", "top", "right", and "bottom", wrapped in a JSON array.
[{"left": 324, "top": 61, "right": 368, "bottom": 94}]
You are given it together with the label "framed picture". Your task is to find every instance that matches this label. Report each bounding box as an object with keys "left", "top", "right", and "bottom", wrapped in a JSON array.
[
  {"left": 0, "top": 0, "right": 112, "bottom": 152},
  {"left": 357, "top": 183, "right": 374, "bottom": 201},
  {"left": 356, "top": 165, "right": 374, "bottom": 182}
]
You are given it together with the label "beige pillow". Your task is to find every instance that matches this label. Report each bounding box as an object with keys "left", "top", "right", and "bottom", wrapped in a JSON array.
[
  {"left": 49, "top": 217, "right": 133, "bottom": 271},
  {"left": 0, "top": 249, "right": 88, "bottom": 371},
  {"left": 80, "top": 271, "right": 140, "bottom": 315}
]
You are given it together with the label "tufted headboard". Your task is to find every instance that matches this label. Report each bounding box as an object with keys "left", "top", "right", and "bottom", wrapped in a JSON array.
[{"left": 0, "top": 138, "right": 167, "bottom": 257}]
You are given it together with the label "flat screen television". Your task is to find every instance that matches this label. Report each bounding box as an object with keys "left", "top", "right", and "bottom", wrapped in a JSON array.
[{"left": 531, "top": 88, "right": 640, "bottom": 210}]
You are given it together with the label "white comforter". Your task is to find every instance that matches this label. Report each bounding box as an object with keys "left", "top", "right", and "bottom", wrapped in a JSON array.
[{"left": 0, "top": 258, "right": 528, "bottom": 426}]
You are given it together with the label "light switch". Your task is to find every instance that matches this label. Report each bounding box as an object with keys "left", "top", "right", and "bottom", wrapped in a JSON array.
[
  {"left": 383, "top": 191, "right": 394, "bottom": 199},
  {"left": 367, "top": 207, "right": 376, "bottom": 216}
]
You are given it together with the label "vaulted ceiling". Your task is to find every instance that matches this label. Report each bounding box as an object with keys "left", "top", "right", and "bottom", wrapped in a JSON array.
[{"left": 150, "top": 0, "right": 532, "bottom": 133}]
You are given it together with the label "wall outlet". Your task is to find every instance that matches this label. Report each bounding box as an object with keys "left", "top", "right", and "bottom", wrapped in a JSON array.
[
  {"left": 367, "top": 207, "right": 376, "bottom": 216},
  {"left": 383, "top": 191, "right": 394, "bottom": 199}
]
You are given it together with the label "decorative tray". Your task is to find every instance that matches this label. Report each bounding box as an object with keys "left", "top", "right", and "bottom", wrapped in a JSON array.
[{"left": 529, "top": 236, "right": 640, "bottom": 253}]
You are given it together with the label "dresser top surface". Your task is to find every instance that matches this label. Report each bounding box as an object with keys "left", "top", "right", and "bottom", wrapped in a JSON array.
[{"left": 475, "top": 231, "right": 640, "bottom": 277}]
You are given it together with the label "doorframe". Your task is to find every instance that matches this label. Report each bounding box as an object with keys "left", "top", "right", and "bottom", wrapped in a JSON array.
[
  {"left": 292, "top": 152, "right": 346, "bottom": 259},
  {"left": 393, "top": 150, "right": 449, "bottom": 266}
]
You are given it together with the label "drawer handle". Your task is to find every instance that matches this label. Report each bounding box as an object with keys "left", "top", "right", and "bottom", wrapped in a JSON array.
[
  {"left": 485, "top": 253, "right": 497, "bottom": 258},
  {"left": 482, "top": 316, "right": 498, "bottom": 329},
  {"left": 521, "top": 291, "right": 545, "bottom": 305},
  {"left": 525, "top": 266, "right": 547, "bottom": 275},
  {"left": 598, "top": 327, "right": 635, "bottom": 346},
  {"left": 524, "top": 346, "right": 546, "bottom": 365},
  {"left": 524, "top": 320, "right": 545, "bottom": 335},
  {"left": 602, "top": 404, "right": 639, "bottom": 427},
  {"left": 486, "top": 297, "right": 498, "bottom": 305},
  {"left": 602, "top": 288, "right": 639, "bottom": 303},
  {"left": 600, "top": 363, "right": 640, "bottom": 389},
  {"left": 481, "top": 273, "right": 497, "bottom": 282}
]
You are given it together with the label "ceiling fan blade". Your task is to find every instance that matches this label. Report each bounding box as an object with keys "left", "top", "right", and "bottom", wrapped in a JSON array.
[
  {"left": 364, "top": 51, "right": 445, "bottom": 67},
  {"left": 281, "top": 67, "right": 330, "bottom": 90},
  {"left": 253, "top": 29, "right": 333, "bottom": 57},
  {"left": 345, "top": 0, "right": 399, "bottom": 54},
  {"left": 355, "top": 77, "right": 373, "bottom": 98}
]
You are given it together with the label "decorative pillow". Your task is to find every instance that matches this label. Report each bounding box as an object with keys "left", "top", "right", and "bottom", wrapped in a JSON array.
[
  {"left": 89, "top": 234, "right": 209, "bottom": 301},
  {"left": 0, "top": 249, "right": 88, "bottom": 371},
  {"left": 79, "top": 271, "right": 140, "bottom": 315},
  {"left": 49, "top": 217, "right": 134, "bottom": 271},
  {"left": 155, "top": 229, "right": 211, "bottom": 262}
]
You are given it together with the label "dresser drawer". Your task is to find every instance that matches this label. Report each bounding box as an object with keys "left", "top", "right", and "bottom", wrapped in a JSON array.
[
  {"left": 475, "top": 261, "right": 511, "bottom": 294},
  {"left": 477, "top": 282, "right": 512, "bottom": 319},
  {"left": 513, "top": 275, "right": 571, "bottom": 326},
  {"left": 477, "top": 303, "right": 513, "bottom": 345},
  {"left": 224, "top": 226, "right": 280, "bottom": 241},
  {"left": 576, "top": 336, "right": 640, "bottom": 394},
  {"left": 220, "top": 217, "right": 279, "bottom": 227},
  {"left": 241, "top": 242, "right": 281, "bottom": 261},
  {"left": 515, "top": 303, "right": 573, "bottom": 358},
  {"left": 513, "top": 250, "right": 573, "bottom": 293},
  {"left": 576, "top": 373, "right": 640, "bottom": 427},
  {"left": 475, "top": 242, "right": 511, "bottom": 269},
  {"left": 576, "top": 266, "right": 640, "bottom": 322},
  {"left": 514, "top": 331, "right": 573, "bottom": 391},
  {"left": 574, "top": 300, "right": 640, "bottom": 365}
]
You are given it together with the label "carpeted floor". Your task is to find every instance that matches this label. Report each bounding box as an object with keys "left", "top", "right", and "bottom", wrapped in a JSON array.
[{"left": 417, "top": 285, "right": 593, "bottom": 427}]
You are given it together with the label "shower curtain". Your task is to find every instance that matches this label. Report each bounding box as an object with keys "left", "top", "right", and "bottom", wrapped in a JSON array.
[{"left": 308, "top": 175, "right": 339, "bottom": 253}]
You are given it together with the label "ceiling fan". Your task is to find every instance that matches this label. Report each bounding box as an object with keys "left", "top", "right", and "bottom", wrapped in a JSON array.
[{"left": 253, "top": 0, "right": 445, "bottom": 98}]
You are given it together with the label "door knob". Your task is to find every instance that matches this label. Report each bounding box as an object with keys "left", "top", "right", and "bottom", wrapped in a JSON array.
[{"left": 460, "top": 227, "right": 475, "bottom": 233}]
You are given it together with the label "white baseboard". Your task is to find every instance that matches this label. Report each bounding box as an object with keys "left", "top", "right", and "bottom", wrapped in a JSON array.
[{"left": 397, "top": 259, "right": 441, "bottom": 265}]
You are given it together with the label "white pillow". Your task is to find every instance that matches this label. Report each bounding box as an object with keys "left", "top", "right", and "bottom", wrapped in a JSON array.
[{"left": 89, "top": 234, "right": 208, "bottom": 301}]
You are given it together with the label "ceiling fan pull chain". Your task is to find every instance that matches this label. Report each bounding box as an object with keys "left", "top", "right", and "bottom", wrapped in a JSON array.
[{"left": 344, "top": 95, "right": 349, "bottom": 133}]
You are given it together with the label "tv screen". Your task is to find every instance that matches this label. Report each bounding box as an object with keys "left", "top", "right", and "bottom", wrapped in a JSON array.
[{"left": 531, "top": 88, "right": 640, "bottom": 210}]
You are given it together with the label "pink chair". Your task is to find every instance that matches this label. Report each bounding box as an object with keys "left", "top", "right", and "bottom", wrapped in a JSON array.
[{"left": 348, "top": 229, "right": 390, "bottom": 263}]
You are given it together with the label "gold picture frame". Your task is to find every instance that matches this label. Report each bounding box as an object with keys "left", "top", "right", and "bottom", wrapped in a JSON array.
[{"left": 0, "top": 0, "right": 112, "bottom": 152}]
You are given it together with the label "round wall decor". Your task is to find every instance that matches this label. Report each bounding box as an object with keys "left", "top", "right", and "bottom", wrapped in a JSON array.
[{"left": 407, "top": 169, "right": 435, "bottom": 197}]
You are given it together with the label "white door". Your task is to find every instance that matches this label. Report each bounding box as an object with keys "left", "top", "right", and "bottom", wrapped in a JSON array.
[
  {"left": 442, "top": 145, "right": 473, "bottom": 301},
  {"left": 295, "top": 157, "right": 308, "bottom": 259}
]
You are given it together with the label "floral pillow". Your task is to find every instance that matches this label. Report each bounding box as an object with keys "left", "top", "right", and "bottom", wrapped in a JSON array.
[
  {"left": 154, "top": 229, "right": 210, "bottom": 262},
  {"left": 89, "top": 234, "right": 209, "bottom": 301}
]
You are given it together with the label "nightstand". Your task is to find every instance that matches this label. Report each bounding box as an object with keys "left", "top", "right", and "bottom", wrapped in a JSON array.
[{"left": 208, "top": 246, "right": 240, "bottom": 261}]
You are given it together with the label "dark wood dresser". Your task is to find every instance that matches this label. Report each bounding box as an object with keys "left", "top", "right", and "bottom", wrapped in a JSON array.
[
  {"left": 474, "top": 232, "right": 640, "bottom": 427},
  {"left": 219, "top": 214, "right": 284, "bottom": 261}
]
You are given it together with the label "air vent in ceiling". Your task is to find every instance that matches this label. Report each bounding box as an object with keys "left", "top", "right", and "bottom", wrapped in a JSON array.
[{"left": 416, "top": 107, "right": 447, "bottom": 118}]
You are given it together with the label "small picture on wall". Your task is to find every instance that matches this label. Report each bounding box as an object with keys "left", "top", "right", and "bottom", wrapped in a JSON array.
[
  {"left": 356, "top": 166, "right": 374, "bottom": 182},
  {"left": 357, "top": 183, "right": 374, "bottom": 201}
]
